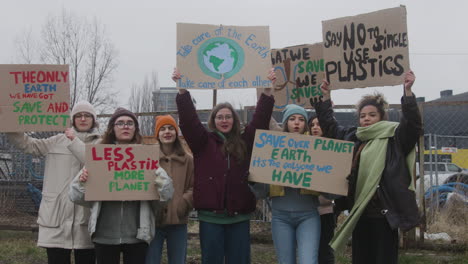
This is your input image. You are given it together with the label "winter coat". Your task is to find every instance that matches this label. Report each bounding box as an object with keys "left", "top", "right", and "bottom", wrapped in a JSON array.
[
  {"left": 176, "top": 91, "right": 274, "bottom": 215},
  {"left": 69, "top": 167, "right": 174, "bottom": 244},
  {"left": 314, "top": 95, "right": 422, "bottom": 231},
  {"left": 6, "top": 129, "right": 100, "bottom": 249},
  {"left": 158, "top": 151, "right": 194, "bottom": 226}
]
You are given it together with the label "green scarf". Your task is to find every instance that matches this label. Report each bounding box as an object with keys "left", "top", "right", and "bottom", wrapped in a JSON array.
[{"left": 330, "top": 121, "right": 400, "bottom": 252}]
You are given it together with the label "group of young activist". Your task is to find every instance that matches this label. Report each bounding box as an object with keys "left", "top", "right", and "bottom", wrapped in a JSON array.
[{"left": 6, "top": 62, "right": 420, "bottom": 264}]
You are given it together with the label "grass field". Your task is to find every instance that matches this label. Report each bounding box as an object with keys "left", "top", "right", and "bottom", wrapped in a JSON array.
[{"left": 1, "top": 228, "right": 467, "bottom": 264}]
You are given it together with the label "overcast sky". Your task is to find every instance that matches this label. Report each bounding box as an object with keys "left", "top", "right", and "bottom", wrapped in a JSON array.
[{"left": 1, "top": 0, "right": 467, "bottom": 110}]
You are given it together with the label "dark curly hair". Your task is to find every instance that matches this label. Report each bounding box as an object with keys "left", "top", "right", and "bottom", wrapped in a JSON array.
[{"left": 356, "top": 92, "right": 389, "bottom": 121}]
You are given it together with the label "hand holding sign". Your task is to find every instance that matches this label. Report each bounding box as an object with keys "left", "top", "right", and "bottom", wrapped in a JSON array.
[
  {"left": 80, "top": 168, "right": 89, "bottom": 182},
  {"left": 172, "top": 68, "right": 187, "bottom": 95},
  {"left": 65, "top": 128, "right": 75, "bottom": 141},
  {"left": 404, "top": 70, "right": 415, "bottom": 96}
]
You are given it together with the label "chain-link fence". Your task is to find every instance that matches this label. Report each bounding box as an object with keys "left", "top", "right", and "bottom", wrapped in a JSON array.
[{"left": 1, "top": 101, "right": 467, "bottom": 244}]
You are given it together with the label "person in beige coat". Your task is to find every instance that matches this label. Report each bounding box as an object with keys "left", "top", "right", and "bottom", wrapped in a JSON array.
[
  {"left": 6, "top": 101, "right": 100, "bottom": 264},
  {"left": 146, "top": 115, "right": 194, "bottom": 264}
]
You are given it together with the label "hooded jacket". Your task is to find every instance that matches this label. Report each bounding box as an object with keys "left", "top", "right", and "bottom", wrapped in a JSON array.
[{"left": 7, "top": 128, "right": 100, "bottom": 249}]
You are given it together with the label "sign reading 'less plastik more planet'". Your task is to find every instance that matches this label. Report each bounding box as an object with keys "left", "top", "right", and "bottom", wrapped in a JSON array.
[
  {"left": 85, "top": 144, "right": 160, "bottom": 201},
  {"left": 249, "top": 130, "right": 354, "bottom": 196},
  {"left": 322, "top": 6, "right": 410, "bottom": 90},
  {"left": 176, "top": 23, "right": 271, "bottom": 90},
  {"left": 0, "top": 65, "right": 70, "bottom": 132}
]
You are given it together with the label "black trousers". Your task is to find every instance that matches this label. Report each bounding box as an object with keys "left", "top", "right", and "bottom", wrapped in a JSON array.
[
  {"left": 319, "top": 213, "right": 336, "bottom": 264},
  {"left": 46, "top": 248, "right": 95, "bottom": 264},
  {"left": 94, "top": 242, "right": 148, "bottom": 264},
  {"left": 352, "top": 216, "right": 398, "bottom": 264}
]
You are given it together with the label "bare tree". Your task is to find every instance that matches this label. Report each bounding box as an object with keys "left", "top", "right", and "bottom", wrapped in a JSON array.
[
  {"left": 14, "top": 9, "right": 118, "bottom": 111},
  {"left": 15, "top": 27, "right": 38, "bottom": 64},
  {"left": 129, "top": 71, "right": 159, "bottom": 136}
]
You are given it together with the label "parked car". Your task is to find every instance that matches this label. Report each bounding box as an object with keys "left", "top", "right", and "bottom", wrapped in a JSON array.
[{"left": 416, "top": 163, "right": 468, "bottom": 194}]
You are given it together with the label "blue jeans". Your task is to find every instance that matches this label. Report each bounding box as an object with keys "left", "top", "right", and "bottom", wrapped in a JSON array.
[
  {"left": 145, "top": 224, "right": 188, "bottom": 264},
  {"left": 271, "top": 208, "right": 321, "bottom": 264},
  {"left": 199, "top": 220, "right": 250, "bottom": 264}
]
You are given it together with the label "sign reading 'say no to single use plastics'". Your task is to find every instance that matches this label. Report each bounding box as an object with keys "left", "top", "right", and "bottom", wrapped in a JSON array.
[{"left": 249, "top": 130, "right": 354, "bottom": 195}]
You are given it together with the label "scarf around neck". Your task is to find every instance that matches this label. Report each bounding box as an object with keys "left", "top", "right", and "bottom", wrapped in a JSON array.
[{"left": 330, "top": 121, "right": 399, "bottom": 252}]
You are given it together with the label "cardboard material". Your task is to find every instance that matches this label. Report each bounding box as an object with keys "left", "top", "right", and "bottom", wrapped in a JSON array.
[
  {"left": 322, "top": 6, "right": 409, "bottom": 89},
  {"left": 85, "top": 144, "right": 160, "bottom": 201},
  {"left": 0, "top": 64, "right": 70, "bottom": 132},
  {"left": 176, "top": 23, "right": 271, "bottom": 90},
  {"left": 249, "top": 130, "right": 354, "bottom": 195},
  {"left": 257, "top": 43, "right": 325, "bottom": 110}
]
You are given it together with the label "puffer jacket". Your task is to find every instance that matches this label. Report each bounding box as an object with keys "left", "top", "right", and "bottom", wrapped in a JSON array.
[
  {"left": 176, "top": 91, "right": 274, "bottom": 215},
  {"left": 6, "top": 128, "right": 100, "bottom": 249},
  {"left": 314, "top": 95, "right": 422, "bottom": 231},
  {"left": 69, "top": 167, "right": 174, "bottom": 244}
]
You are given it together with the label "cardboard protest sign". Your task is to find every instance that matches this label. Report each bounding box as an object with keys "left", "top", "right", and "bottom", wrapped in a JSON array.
[
  {"left": 322, "top": 6, "right": 409, "bottom": 89},
  {"left": 176, "top": 23, "right": 271, "bottom": 90},
  {"left": 85, "top": 144, "right": 160, "bottom": 201},
  {"left": 0, "top": 65, "right": 70, "bottom": 132},
  {"left": 257, "top": 43, "right": 325, "bottom": 110},
  {"left": 249, "top": 130, "right": 354, "bottom": 195}
]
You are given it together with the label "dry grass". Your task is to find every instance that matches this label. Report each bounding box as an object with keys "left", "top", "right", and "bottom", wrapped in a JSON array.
[{"left": 427, "top": 194, "right": 468, "bottom": 244}]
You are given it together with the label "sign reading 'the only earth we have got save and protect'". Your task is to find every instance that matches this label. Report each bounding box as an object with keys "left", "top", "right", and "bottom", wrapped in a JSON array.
[
  {"left": 176, "top": 23, "right": 271, "bottom": 89},
  {"left": 0, "top": 64, "right": 70, "bottom": 132},
  {"left": 249, "top": 130, "right": 354, "bottom": 195}
]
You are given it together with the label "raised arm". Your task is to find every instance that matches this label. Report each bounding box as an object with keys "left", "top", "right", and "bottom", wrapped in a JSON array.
[
  {"left": 173, "top": 68, "right": 209, "bottom": 154},
  {"left": 313, "top": 80, "right": 357, "bottom": 140},
  {"left": 6, "top": 132, "right": 59, "bottom": 156},
  {"left": 396, "top": 71, "right": 423, "bottom": 154},
  {"left": 242, "top": 69, "right": 275, "bottom": 151}
]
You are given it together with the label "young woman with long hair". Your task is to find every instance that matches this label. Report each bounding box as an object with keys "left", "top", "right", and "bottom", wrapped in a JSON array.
[
  {"left": 146, "top": 115, "right": 194, "bottom": 264},
  {"left": 69, "top": 108, "right": 174, "bottom": 264},
  {"left": 172, "top": 68, "right": 275, "bottom": 264}
]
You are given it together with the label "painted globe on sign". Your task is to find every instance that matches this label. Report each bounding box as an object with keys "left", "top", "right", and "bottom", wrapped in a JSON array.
[{"left": 202, "top": 41, "right": 239, "bottom": 74}]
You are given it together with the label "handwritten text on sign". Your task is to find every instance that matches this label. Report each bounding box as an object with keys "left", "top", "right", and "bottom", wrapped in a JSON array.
[
  {"left": 322, "top": 6, "right": 409, "bottom": 89},
  {"left": 176, "top": 23, "right": 271, "bottom": 90},
  {"left": 268, "top": 43, "right": 325, "bottom": 110},
  {"left": 85, "top": 144, "right": 160, "bottom": 201},
  {"left": 0, "top": 65, "right": 70, "bottom": 132},
  {"left": 249, "top": 130, "right": 354, "bottom": 195}
]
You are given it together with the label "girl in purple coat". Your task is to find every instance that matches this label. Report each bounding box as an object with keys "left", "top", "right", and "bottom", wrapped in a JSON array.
[{"left": 172, "top": 68, "right": 275, "bottom": 264}]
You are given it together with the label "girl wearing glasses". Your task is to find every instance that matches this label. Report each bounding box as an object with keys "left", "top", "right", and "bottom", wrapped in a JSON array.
[
  {"left": 6, "top": 101, "right": 100, "bottom": 264},
  {"left": 145, "top": 115, "right": 194, "bottom": 264},
  {"left": 69, "top": 107, "right": 174, "bottom": 264},
  {"left": 172, "top": 68, "right": 275, "bottom": 264}
]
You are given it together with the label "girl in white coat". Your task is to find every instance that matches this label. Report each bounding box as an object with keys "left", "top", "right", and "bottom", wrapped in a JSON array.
[{"left": 7, "top": 101, "right": 100, "bottom": 264}]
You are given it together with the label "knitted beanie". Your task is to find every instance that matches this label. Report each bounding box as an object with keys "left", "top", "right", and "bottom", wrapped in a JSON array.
[
  {"left": 282, "top": 104, "right": 308, "bottom": 124},
  {"left": 155, "top": 115, "right": 178, "bottom": 136},
  {"left": 108, "top": 107, "right": 139, "bottom": 129},
  {"left": 71, "top": 101, "right": 98, "bottom": 128},
  {"left": 71, "top": 101, "right": 97, "bottom": 121}
]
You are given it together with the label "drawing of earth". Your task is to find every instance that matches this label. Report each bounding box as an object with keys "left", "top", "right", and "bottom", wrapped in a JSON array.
[{"left": 198, "top": 37, "right": 244, "bottom": 79}]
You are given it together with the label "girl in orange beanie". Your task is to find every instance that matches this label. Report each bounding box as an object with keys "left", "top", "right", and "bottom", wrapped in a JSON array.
[{"left": 146, "top": 115, "right": 194, "bottom": 264}]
